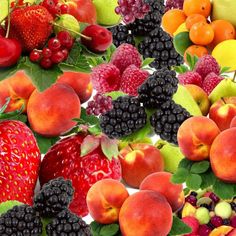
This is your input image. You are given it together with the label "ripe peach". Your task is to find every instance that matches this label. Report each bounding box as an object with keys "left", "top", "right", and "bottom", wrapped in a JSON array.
[
  {"left": 119, "top": 190, "right": 173, "bottom": 236},
  {"left": 210, "top": 128, "right": 236, "bottom": 183},
  {"left": 140, "top": 172, "right": 185, "bottom": 212},
  {"left": 230, "top": 116, "right": 236, "bottom": 128},
  {"left": 86, "top": 179, "right": 129, "bottom": 224},
  {"left": 27, "top": 83, "right": 81, "bottom": 137},
  {"left": 57, "top": 71, "right": 92, "bottom": 103},
  {"left": 177, "top": 117, "right": 220, "bottom": 161}
]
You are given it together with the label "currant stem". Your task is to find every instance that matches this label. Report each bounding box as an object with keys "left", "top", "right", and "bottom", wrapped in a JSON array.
[{"left": 5, "top": 0, "right": 11, "bottom": 38}]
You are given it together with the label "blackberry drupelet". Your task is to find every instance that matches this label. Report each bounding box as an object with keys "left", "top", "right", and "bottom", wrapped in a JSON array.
[
  {"left": 100, "top": 96, "right": 147, "bottom": 139},
  {"left": 150, "top": 100, "right": 191, "bottom": 144},
  {"left": 138, "top": 27, "right": 183, "bottom": 69},
  {"left": 0, "top": 204, "right": 42, "bottom": 236},
  {"left": 138, "top": 68, "right": 178, "bottom": 108},
  {"left": 34, "top": 177, "right": 74, "bottom": 217},
  {"left": 127, "top": 0, "right": 165, "bottom": 36},
  {"left": 46, "top": 209, "right": 91, "bottom": 236},
  {"left": 109, "top": 24, "right": 135, "bottom": 47}
]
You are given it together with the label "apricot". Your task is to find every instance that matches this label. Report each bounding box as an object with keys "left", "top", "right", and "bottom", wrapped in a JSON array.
[
  {"left": 27, "top": 83, "right": 81, "bottom": 137},
  {"left": 210, "top": 128, "right": 236, "bottom": 183},
  {"left": 119, "top": 190, "right": 173, "bottom": 236},
  {"left": 86, "top": 179, "right": 129, "bottom": 224},
  {"left": 140, "top": 172, "right": 184, "bottom": 212}
]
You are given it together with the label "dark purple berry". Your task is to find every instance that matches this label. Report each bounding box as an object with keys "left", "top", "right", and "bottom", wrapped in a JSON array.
[
  {"left": 185, "top": 195, "right": 197, "bottom": 206},
  {"left": 209, "top": 193, "right": 220, "bottom": 203},
  {"left": 230, "top": 216, "right": 236, "bottom": 228},
  {"left": 210, "top": 216, "right": 223, "bottom": 228},
  {"left": 198, "top": 225, "right": 212, "bottom": 236}
]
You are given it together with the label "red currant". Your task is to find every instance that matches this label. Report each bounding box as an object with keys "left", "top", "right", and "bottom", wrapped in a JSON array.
[
  {"left": 42, "top": 48, "right": 52, "bottom": 58},
  {"left": 51, "top": 51, "right": 65, "bottom": 64},
  {"left": 57, "top": 31, "right": 72, "bottom": 47},
  {"left": 61, "top": 48, "right": 69, "bottom": 60},
  {"left": 48, "top": 38, "right": 61, "bottom": 51},
  {"left": 40, "top": 57, "right": 53, "bottom": 69},
  {"left": 60, "top": 4, "right": 69, "bottom": 14},
  {"left": 29, "top": 50, "right": 41, "bottom": 62}
]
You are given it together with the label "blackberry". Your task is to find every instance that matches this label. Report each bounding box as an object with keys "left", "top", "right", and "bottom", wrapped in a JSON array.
[
  {"left": 138, "top": 27, "right": 183, "bottom": 69},
  {"left": 109, "top": 24, "right": 135, "bottom": 47},
  {"left": 100, "top": 96, "right": 147, "bottom": 139},
  {"left": 150, "top": 100, "right": 191, "bottom": 144},
  {"left": 138, "top": 68, "right": 178, "bottom": 108},
  {"left": 34, "top": 177, "right": 74, "bottom": 217},
  {"left": 46, "top": 209, "right": 91, "bottom": 236},
  {"left": 222, "top": 219, "right": 231, "bottom": 226},
  {"left": 0, "top": 204, "right": 42, "bottom": 236},
  {"left": 127, "top": 0, "right": 165, "bottom": 36}
]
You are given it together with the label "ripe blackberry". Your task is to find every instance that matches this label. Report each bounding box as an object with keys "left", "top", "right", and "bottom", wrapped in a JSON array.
[
  {"left": 46, "top": 209, "right": 91, "bottom": 236},
  {"left": 0, "top": 204, "right": 42, "bottom": 236},
  {"left": 127, "top": 0, "right": 165, "bottom": 36},
  {"left": 150, "top": 100, "right": 191, "bottom": 145},
  {"left": 109, "top": 24, "right": 135, "bottom": 47},
  {"left": 138, "top": 68, "right": 178, "bottom": 108},
  {"left": 34, "top": 177, "right": 74, "bottom": 217},
  {"left": 138, "top": 27, "right": 183, "bottom": 69},
  {"left": 100, "top": 96, "right": 147, "bottom": 139}
]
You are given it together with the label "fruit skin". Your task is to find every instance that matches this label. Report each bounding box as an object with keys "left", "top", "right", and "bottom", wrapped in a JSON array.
[
  {"left": 195, "top": 207, "right": 210, "bottom": 225},
  {"left": 178, "top": 71, "right": 203, "bottom": 87},
  {"left": 27, "top": 83, "right": 81, "bottom": 137},
  {"left": 0, "top": 200, "right": 22, "bottom": 216},
  {"left": 177, "top": 116, "right": 220, "bottom": 161},
  {"left": 119, "top": 144, "right": 164, "bottom": 188},
  {"left": 214, "top": 202, "right": 232, "bottom": 219},
  {"left": 210, "top": 128, "right": 236, "bottom": 183},
  {"left": 182, "top": 216, "right": 200, "bottom": 236},
  {"left": 184, "top": 84, "right": 211, "bottom": 116},
  {"left": 140, "top": 172, "right": 185, "bottom": 212},
  {"left": 183, "top": 0, "right": 211, "bottom": 17},
  {"left": 230, "top": 116, "right": 236, "bottom": 128},
  {"left": 209, "top": 225, "right": 233, "bottom": 236},
  {"left": 202, "top": 72, "right": 223, "bottom": 95},
  {"left": 227, "top": 228, "right": 236, "bottom": 236},
  {"left": 209, "top": 97, "right": 236, "bottom": 131},
  {"left": 186, "top": 14, "right": 207, "bottom": 30},
  {"left": 119, "top": 190, "right": 173, "bottom": 236},
  {"left": 173, "top": 32, "right": 193, "bottom": 56},
  {"left": 57, "top": 71, "right": 92, "bottom": 103},
  {"left": 86, "top": 179, "right": 129, "bottom": 224},
  {"left": 184, "top": 45, "right": 208, "bottom": 62},
  {"left": 0, "top": 120, "right": 41, "bottom": 205},
  {"left": 182, "top": 202, "right": 197, "bottom": 218}
]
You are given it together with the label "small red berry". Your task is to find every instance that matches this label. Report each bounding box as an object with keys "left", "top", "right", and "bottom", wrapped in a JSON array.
[
  {"left": 51, "top": 51, "right": 64, "bottom": 64},
  {"left": 29, "top": 50, "right": 41, "bottom": 62},
  {"left": 60, "top": 4, "right": 69, "bottom": 14},
  {"left": 40, "top": 57, "right": 53, "bottom": 69},
  {"left": 61, "top": 48, "right": 69, "bottom": 60},
  {"left": 48, "top": 38, "right": 61, "bottom": 51},
  {"left": 42, "top": 47, "right": 52, "bottom": 58}
]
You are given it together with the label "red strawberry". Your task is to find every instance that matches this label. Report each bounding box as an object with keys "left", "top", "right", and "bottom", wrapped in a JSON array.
[
  {"left": 8, "top": 5, "right": 53, "bottom": 52},
  {"left": 39, "top": 133, "right": 121, "bottom": 217},
  {"left": 0, "top": 120, "right": 40, "bottom": 205}
]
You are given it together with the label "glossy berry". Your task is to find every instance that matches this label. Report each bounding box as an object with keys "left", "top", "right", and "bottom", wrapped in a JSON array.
[
  {"left": 42, "top": 47, "right": 52, "bottom": 58},
  {"left": 222, "top": 219, "right": 231, "bottom": 225},
  {"left": 198, "top": 225, "right": 212, "bottom": 236},
  {"left": 41, "top": 0, "right": 57, "bottom": 17},
  {"left": 40, "top": 57, "right": 53, "bottom": 69},
  {"left": 185, "top": 195, "right": 197, "bottom": 206},
  {"left": 60, "top": 4, "right": 69, "bottom": 14},
  {"left": 61, "top": 48, "right": 69, "bottom": 60},
  {"left": 48, "top": 37, "right": 61, "bottom": 51},
  {"left": 230, "top": 216, "right": 236, "bottom": 228},
  {"left": 210, "top": 216, "right": 223, "bottom": 228},
  {"left": 190, "top": 191, "right": 198, "bottom": 197},
  {"left": 51, "top": 51, "right": 65, "bottom": 63},
  {"left": 209, "top": 192, "right": 220, "bottom": 203},
  {"left": 30, "top": 50, "right": 41, "bottom": 62},
  {"left": 57, "top": 31, "right": 73, "bottom": 49}
]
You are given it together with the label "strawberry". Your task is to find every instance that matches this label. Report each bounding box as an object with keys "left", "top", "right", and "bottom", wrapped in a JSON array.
[
  {"left": 8, "top": 5, "right": 53, "bottom": 52},
  {"left": 39, "top": 133, "right": 121, "bottom": 217},
  {"left": 0, "top": 120, "right": 41, "bottom": 205}
]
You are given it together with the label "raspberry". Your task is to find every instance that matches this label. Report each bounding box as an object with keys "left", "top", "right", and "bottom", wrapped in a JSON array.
[
  {"left": 182, "top": 217, "right": 199, "bottom": 236},
  {"left": 194, "top": 55, "right": 220, "bottom": 79},
  {"left": 120, "top": 65, "right": 149, "bottom": 96},
  {"left": 202, "top": 72, "right": 223, "bottom": 95},
  {"left": 111, "top": 43, "right": 142, "bottom": 73},
  {"left": 91, "top": 63, "right": 121, "bottom": 93},
  {"left": 178, "top": 71, "right": 203, "bottom": 87}
]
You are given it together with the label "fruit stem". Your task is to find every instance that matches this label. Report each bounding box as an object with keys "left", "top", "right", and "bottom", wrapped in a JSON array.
[
  {"left": 52, "top": 22, "right": 92, "bottom": 41},
  {"left": 5, "top": 0, "right": 11, "bottom": 38},
  {"left": 128, "top": 144, "right": 134, "bottom": 151},
  {"left": 221, "top": 97, "right": 226, "bottom": 104}
]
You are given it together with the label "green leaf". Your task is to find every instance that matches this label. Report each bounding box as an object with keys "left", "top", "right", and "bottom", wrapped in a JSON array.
[
  {"left": 101, "top": 136, "right": 119, "bottom": 160},
  {"left": 169, "top": 216, "right": 192, "bottom": 235},
  {"left": 90, "top": 221, "right": 102, "bottom": 236},
  {"left": 103, "top": 44, "right": 116, "bottom": 62},
  {"left": 184, "top": 188, "right": 191, "bottom": 195},
  {"left": 80, "top": 135, "right": 100, "bottom": 156},
  {"left": 80, "top": 108, "right": 100, "bottom": 126},
  {"left": 171, "top": 168, "right": 189, "bottom": 184},
  {"left": 173, "top": 65, "right": 189, "bottom": 74},
  {"left": 13, "top": 114, "right": 27, "bottom": 123},
  {"left": 190, "top": 161, "right": 210, "bottom": 174},
  {"left": 134, "top": 36, "right": 144, "bottom": 47},
  {"left": 41, "top": 218, "right": 52, "bottom": 236},
  {"left": 87, "top": 57, "right": 105, "bottom": 67},
  {"left": 213, "top": 179, "right": 235, "bottom": 199},
  {"left": 186, "top": 174, "right": 202, "bottom": 190},
  {"left": 0, "top": 65, "right": 18, "bottom": 81},
  {"left": 186, "top": 53, "right": 198, "bottom": 71},
  {"left": 200, "top": 170, "right": 217, "bottom": 189},
  {"left": 178, "top": 158, "right": 193, "bottom": 170},
  {"left": 105, "top": 91, "right": 127, "bottom": 100},
  {"left": 220, "top": 67, "right": 231, "bottom": 74},
  {"left": 100, "top": 224, "right": 120, "bottom": 236},
  {"left": 141, "top": 58, "right": 155, "bottom": 68}
]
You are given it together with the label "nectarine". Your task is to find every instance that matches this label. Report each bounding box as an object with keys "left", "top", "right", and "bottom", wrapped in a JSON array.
[{"left": 230, "top": 116, "right": 236, "bottom": 128}]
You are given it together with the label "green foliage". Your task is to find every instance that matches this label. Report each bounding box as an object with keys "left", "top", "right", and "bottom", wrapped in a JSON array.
[
  {"left": 169, "top": 216, "right": 192, "bottom": 235},
  {"left": 90, "top": 221, "right": 121, "bottom": 236}
]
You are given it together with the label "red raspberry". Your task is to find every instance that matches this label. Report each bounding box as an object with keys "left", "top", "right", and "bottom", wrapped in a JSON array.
[
  {"left": 202, "top": 72, "right": 223, "bottom": 95},
  {"left": 120, "top": 65, "right": 149, "bottom": 96},
  {"left": 91, "top": 63, "right": 121, "bottom": 93},
  {"left": 178, "top": 71, "right": 203, "bottom": 87},
  {"left": 111, "top": 43, "right": 142, "bottom": 73},
  {"left": 194, "top": 55, "right": 220, "bottom": 79}
]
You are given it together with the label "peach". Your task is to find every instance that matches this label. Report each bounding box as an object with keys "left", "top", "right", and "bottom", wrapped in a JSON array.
[
  {"left": 210, "top": 128, "right": 236, "bottom": 183},
  {"left": 119, "top": 190, "right": 173, "bottom": 236},
  {"left": 57, "top": 71, "right": 92, "bottom": 103},
  {"left": 86, "top": 179, "right": 129, "bottom": 224},
  {"left": 119, "top": 144, "right": 164, "bottom": 188},
  {"left": 27, "top": 83, "right": 81, "bottom": 137},
  {"left": 177, "top": 117, "right": 220, "bottom": 161},
  {"left": 227, "top": 228, "right": 236, "bottom": 236},
  {"left": 140, "top": 172, "right": 185, "bottom": 212},
  {"left": 230, "top": 116, "right": 236, "bottom": 128}
]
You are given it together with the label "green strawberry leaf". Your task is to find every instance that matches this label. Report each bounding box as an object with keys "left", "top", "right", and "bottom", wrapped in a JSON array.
[
  {"left": 171, "top": 168, "right": 189, "bottom": 184},
  {"left": 190, "top": 161, "right": 210, "bottom": 174},
  {"left": 220, "top": 66, "right": 231, "bottom": 74},
  {"left": 186, "top": 53, "right": 199, "bottom": 71},
  {"left": 200, "top": 170, "right": 217, "bottom": 190},
  {"left": 169, "top": 216, "right": 192, "bottom": 235},
  {"left": 80, "top": 135, "right": 100, "bottom": 156},
  {"left": 186, "top": 174, "right": 202, "bottom": 190},
  {"left": 105, "top": 91, "right": 127, "bottom": 100},
  {"left": 101, "top": 136, "right": 119, "bottom": 160},
  {"left": 173, "top": 65, "right": 189, "bottom": 74},
  {"left": 213, "top": 179, "right": 235, "bottom": 199},
  {"left": 141, "top": 58, "right": 155, "bottom": 68}
]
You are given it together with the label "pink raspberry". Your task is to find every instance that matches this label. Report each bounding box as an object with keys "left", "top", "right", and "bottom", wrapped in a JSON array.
[
  {"left": 178, "top": 71, "right": 203, "bottom": 87},
  {"left": 120, "top": 65, "right": 149, "bottom": 96},
  {"left": 182, "top": 216, "right": 199, "bottom": 236},
  {"left": 91, "top": 63, "right": 121, "bottom": 93},
  {"left": 194, "top": 55, "right": 220, "bottom": 79},
  {"left": 202, "top": 72, "right": 223, "bottom": 95},
  {"left": 111, "top": 43, "right": 142, "bottom": 73}
]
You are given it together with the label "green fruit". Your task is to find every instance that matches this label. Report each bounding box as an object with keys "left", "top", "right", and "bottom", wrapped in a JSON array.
[
  {"left": 92, "top": 0, "right": 121, "bottom": 26},
  {"left": 215, "top": 201, "right": 232, "bottom": 219},
  {"left": 173, "top": 32, "right": 192, "bottom": 56},
  {"left": 118, "top": 138, "right": 153, "bottom": 150},
  {"left": 0, "top": 0, "right": 9, "bottom": 22},
  {"left": 54, "top": 14, "right": 80, "bottom": 37},
  {"left": 197, "top": 197, "right": 212, "bottom": 207},
  {"left": 155, "top": 139, "right": 184, "bottom": 173},
  {"left": 173, "top": 84, "right": 202, "bottom": 116},
  {"left": 0, "top": 200, "right": 23, "bottom": 216},
  {"left": 195, "top": 207, "right": 210, "bottom": 225}
]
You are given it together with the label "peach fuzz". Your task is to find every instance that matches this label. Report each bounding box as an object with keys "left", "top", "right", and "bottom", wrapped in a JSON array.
[
  {"left": 27, "top": 83, "right": 81, "bottom": 137},
  {"left": 119, "top": 190, "right": 173, "bottom": 236},
  {"left": 210, "top": 128, "right": 236, "bottom": 183},
  {"left": 86, "top": 179, "right": 129, "bottom": 224},
  {"left": 177, "top": 116, "right": 220, "bottom": 161},
  {"left": 140, "top": 172, "right": 184, "bottom": 212}
]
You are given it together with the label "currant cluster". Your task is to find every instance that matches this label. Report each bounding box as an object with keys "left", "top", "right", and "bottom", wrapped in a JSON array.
[
  {"left": 29, "top": 31, "right": 74, "bottom": 69},
  {"left": 41, "top": 0, "right": 69, "bottom": 17},
  {"left": 115, "top": 0, "right": 150, "bottom": 24}
]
